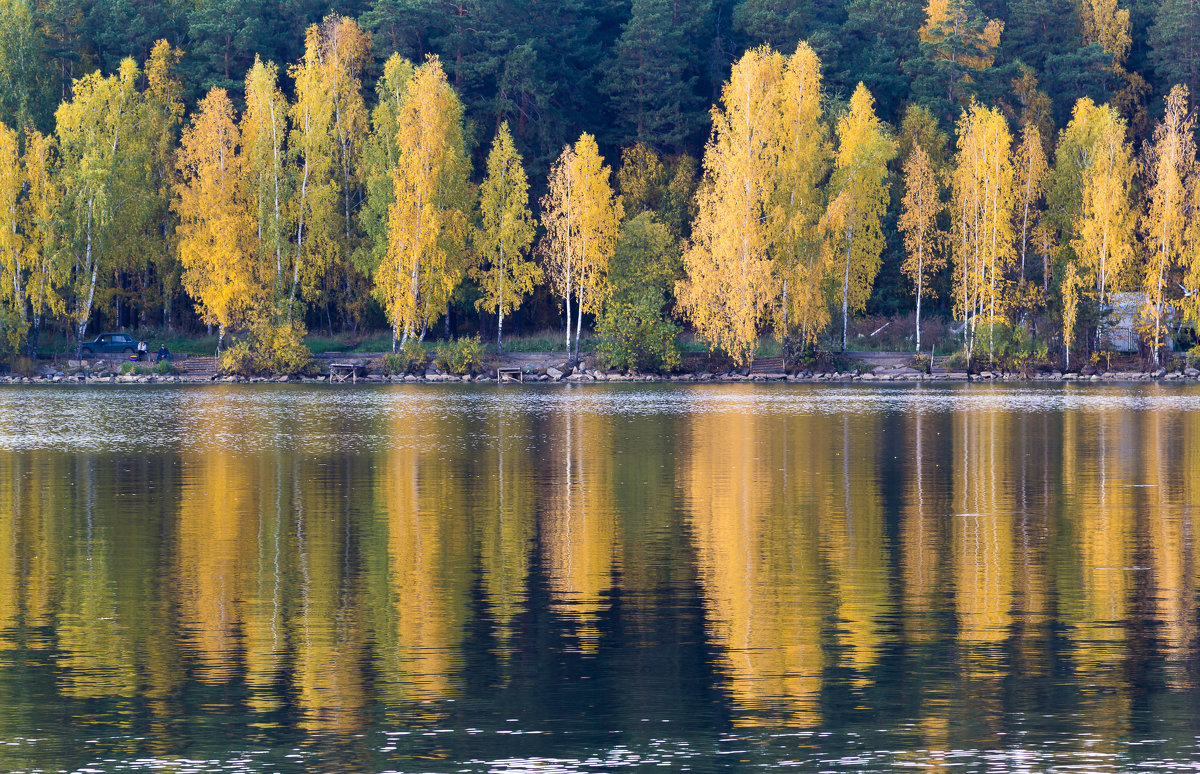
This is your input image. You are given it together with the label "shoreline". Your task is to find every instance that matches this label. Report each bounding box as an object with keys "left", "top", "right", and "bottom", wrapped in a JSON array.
[{"left": 4, "top": 367, "right": 1200, "bottom": 385}]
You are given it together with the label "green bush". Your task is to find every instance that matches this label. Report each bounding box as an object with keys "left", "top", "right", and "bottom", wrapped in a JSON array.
[
  {"left": 944, "top": 347, "right": 970, "bottom": 370},
  {"left": 382, "top": 339, "right": 428, "bottom": 374},
  {"left": 1186, "top": 345, "right": 1200, "bottom": 369},
  {"left": 153, "top": 358, "right": 174, "bottom": 375},
  {"left": 219, "top": 318, "right": 316, "bottom": 376},
  {"left": 992, "top": 322, "right": 1048, "bottom": 374},
  {"left": 909, "top": 353, "right": 932, "bottom": 373},
  {"left": 435, "top": 335, "right": 484, "bottom": 375},
  {"left": 596, "top": 292, "right": 681, "bottom": 372}
]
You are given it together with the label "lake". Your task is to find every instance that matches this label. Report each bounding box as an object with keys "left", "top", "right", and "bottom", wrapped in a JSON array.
[{"left": 2, "top": 382, "right": 1200, "bottom": 772}]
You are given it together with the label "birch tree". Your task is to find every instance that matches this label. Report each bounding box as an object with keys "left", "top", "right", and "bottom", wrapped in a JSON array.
[
  {"left": 1069, "top": 100, "right": 1135, "bottom": 304},
  {"left": 822, "top": 83, "right": 896, "bottom": 352},
  {"left": 55, "top": 58, "right": 141, "bottom": 356},
  {"left": 950, "top": 101, "right": 1015, "bottom": 361},
  {"left": 1013, "top": 125, "right": 1047, "bottom": 282},
  {"left": 287, "top": 24, "right": 339, "bottom": 316},
  {"left": 20, "top": 130, "right": 62, "bottom": 358},
  {"left": 174, "top": 88, "right": 258, "bottom": 352},
  {"left": 539, "top": 133, "right": 622, "bottom": 361},
  {"left": 472, "top": 122, "right": 540, "bottom": 354},
  {"left": 899, "top": 143, "right": 945, "bottom": 352},
  {"left": 771, "top": 42, "right": 832, "bottom": 350},
  {"left": 1140, "top": 85, "right": 1194, "bottom": 366},
  {"left": 242, "top": 56, "right": 290, "bottom": 303},
  {"left": 676, "top": 46, "right": 785, "bottom": 365},
  {"left": 376, "top": 56, "right": 470, "bottom": 348},
  {"left": 0, "top": 121, "right": 23, "bottom": 351}
]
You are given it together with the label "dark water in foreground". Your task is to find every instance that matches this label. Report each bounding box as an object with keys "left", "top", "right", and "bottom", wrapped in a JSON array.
[{"left": 3, "top": 382, "right": 1200, "bottom": 772}]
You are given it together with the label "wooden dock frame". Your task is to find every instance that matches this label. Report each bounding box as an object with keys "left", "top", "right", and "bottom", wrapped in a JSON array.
[
  {"left": 329, "top": 362, "right": 365, "bottom": 383},
  {"left": 497, "top": 366, "right": 523, "bottom": 383}
]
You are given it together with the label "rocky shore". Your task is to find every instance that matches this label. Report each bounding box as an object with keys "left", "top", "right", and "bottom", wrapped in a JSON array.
[{"left": 5, "top": 363, "right": 1200, "bottom": 385}]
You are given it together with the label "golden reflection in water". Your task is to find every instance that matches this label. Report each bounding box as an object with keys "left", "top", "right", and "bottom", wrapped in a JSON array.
[
  {"left": 477, "top": 410, "right": 535, "bottom": 668},
  {"left": 821, "top": 412, "right": 887, "bottom": 689},
  {"left": 1143, "top": 407, "right": 1198, "bottom": 690},
  {"left": 682, "top": 402, "right": 825, "bottom": 727},
  {"left": 541, "top": 404, "right": 620, "bottom": 652},
  {"left": 376, "top": 412, "right": 470, "bottom": 713},
  {"left": 6, "top": 386, "right": 1200, "bottom": 761}
]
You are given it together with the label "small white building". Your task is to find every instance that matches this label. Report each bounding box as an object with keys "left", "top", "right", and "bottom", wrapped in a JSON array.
[{"left": 1100, "top": 292, "right": 1178, "bottom": 353}]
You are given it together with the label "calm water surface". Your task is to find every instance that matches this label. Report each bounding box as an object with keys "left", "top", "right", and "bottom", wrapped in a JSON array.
[{"left": 3, "top": 382, "right": 1200, "bottom": 772}]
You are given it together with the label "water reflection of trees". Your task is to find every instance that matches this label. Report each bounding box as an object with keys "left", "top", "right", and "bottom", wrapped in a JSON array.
[{"left": 0, "top": 386, "right": 1199, "bottom": 764}]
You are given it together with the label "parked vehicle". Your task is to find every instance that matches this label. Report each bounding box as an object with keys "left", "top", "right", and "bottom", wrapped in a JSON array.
[{"left": 80, "top": 332, "right": 139, "bottom": 356}]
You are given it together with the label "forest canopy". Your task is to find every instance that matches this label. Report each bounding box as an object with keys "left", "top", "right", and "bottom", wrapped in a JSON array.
[{"left": 1, "top": 0, "right": 1199, "bottom": 370}]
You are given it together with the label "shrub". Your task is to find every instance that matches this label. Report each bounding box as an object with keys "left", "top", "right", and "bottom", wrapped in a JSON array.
[
  {"left": 909, "top": 353, "right": 932, "bottom": 373},
  {"left": 435, "top": 335, "right": 484, "bottom": 375},
  {"left": 596, "top": 292, "right": 681, "bottom": 372},
  {"left": 381, "top": 339, "right": 428, "bottom": 375},
  {"left": 944, "top": 347, "right": 970, "bottom": 371},
  {"left": 153, "top": 358, "right": 174, "bottom": 375},
  {"left": 219, "top": 318, "right": 315, "bottom": 376},
  {"left": 1186, "top": 345, "right": 1200, "bottom": 370}
]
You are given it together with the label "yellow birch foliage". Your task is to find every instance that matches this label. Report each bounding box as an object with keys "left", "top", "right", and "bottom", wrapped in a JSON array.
[
  {"left": 950, "top": 102, "right": 1015, "bottom": 354},
  {"left": 1014, "top": 124, "right": 1047, "bottom": 280},
  {"left": 0, "top": 121, "right": 24, "bottom": 349},
  {"left": 823, "top": 83, "right": 896, "bottom": 351},
  {"left": 174, "top": 88, "right": 259, "bottom": 346},
  {"left": 676, "top": 46, "right": 785, "bottom": 365},
  {"left": 1140, "top": 85, "right": 1195, "bottom": 364},
  {"left": 471, "top": 122, "right": 540, "bottom": 351},
  {"left": 242, "top": 57, "right": 291, "bottom": 299},
  {"left": 538, "top": 133, "right": 622, "bottom": 360},
  {"left": 377, "top": 56, "right": 470, "bottom": 341},
  {"left": 1079, "top": 0, "right": 1132, "bottom": 67},
  {"left": 572, "top": 133, "right": 622, "bottom": 320},
  {"left": 1061, "top": 261, "right": 1084, "bottom": 369},
  {"left": 21, "top": 130, "right": 64, "bottom": 339},
  {"left": 287, "top": 23, "right": 339, "bottom": 313},
  {"left": 316, "top": 16, "right": 370, "bottom": 244},
  {"left": 1067, "top": 99, "right": 1135, "bottom": 302},
  {"left": 771, "top": 42, "right": 832, "bottom": 345},
  {"left": 899, "top": 144, "right": 945, "bottom": 352}
]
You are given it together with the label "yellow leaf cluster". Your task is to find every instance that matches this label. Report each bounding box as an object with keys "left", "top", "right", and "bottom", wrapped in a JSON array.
[
  {"left": 1066, "top": 99, "right": 1135, "bottom": 302},
  {"left": 538, "top": 132, "right": 622, "bottom": 359},
  {"left": 678, "top": 43, "right": 832, "bottom": 364},
  {"left": 950, "top": 101, "right": 1015, "bottom": 355},
  {"left": 174, "top": 88, "right": 259, "bottom": 344},
  {"left": 376, "top": 56, "right": 470, "bottom": 342}
]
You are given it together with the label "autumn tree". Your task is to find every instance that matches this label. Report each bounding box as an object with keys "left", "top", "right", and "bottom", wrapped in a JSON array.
[
  {"left": 823, "top": 83, "right": 896, "bottom": 352},
  {"left": 1061, "top": 261, "right": 1084, "bottom": 369},
  {"left": 1068, "top": 100, "right": 1134, "bottom": 305},
  {"left": 287, "top": 23, "right": 339, "bottom": 316},
  {"left": 174, "top": 88, "right": 258, "bottom": 352},
  {"left": 20, "top": 130, "right": 62, "bottom": 358},
  {"left": 539, "top": 133, "right": 622, "bottom": 361},
  {"left": 375, "top": 55, "right": 470, "bottom": 348},
  {"left": 950, "top": 101, "right": 1015, "bottom": 361},
  {"left": 770, "top": 42, "right": 832, "bottom": 351},
  {"left": 910, "top": 0, "right": 1004, "bottom": 122},
  {"left": 676, "top": 46, "right": 784, "bottom": 365},
  {"left": 55, "top": 58, "right": 142, "bottom": 356},
  {"left": 241, "top": 56, "right": 291, "bottom": 303},
  {"left": 1140, "top": 85, "right": 1195, "bottom": 366},
  {"left": 471, "top": 122, "right": 540, "bottom": 354},
  {"left": 899, "top": 144, "right": 945, "bottom": 352},
  {"left": 1013, "top": 124, "right": 1048, "bottom": 282},
  {"left": 355, "top": 54, "right": 412, "bottom": 284},
  {"left": 0, "top": 120, "right": 23, "bottom": 351}
]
